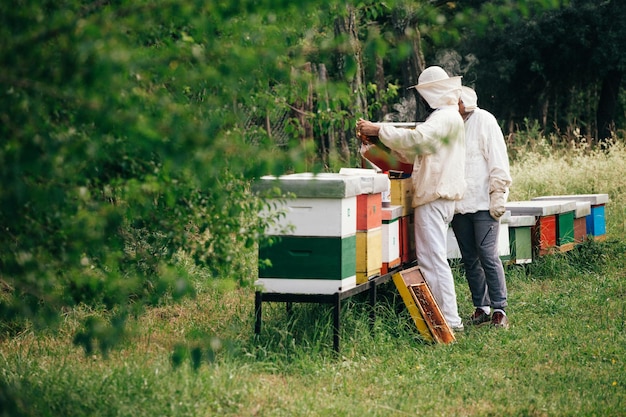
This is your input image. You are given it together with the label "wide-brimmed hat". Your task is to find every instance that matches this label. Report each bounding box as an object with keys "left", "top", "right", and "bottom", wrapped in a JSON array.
[{"left": 412, "top": 66, "right": 462, "bottom": 108}]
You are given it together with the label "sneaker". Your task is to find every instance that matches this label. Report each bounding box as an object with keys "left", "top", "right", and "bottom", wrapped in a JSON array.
[
  {"left": 451, "top": 323, "right": 464, "bottom": 333},
  {"left": 468, "top": 308, "right": 491, "bottom": 326},
  {"left": 491, "top": 311, "right": 509, "bottom": 329}
]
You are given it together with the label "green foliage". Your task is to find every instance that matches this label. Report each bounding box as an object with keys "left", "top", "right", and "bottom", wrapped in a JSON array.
[
  {"left": 0, "top": 0, "right": 339, "bottom": 351},
  {"left": 1, "top": 0, "right": 624, "bottom": 376},
  {"left": 456, "top": 0, "right": 625, "bottom": 137}
]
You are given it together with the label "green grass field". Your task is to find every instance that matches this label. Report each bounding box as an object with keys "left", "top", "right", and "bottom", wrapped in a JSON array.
[{"left": 2, "top": 141, "right": 626, "bottom": 416}]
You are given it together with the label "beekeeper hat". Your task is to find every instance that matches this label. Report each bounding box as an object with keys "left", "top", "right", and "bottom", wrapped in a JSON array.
[
  {"left": 417, "top": 66, "right": 450, "bottom": 86},
  {"left": 413, "top": 66, "right": 462, "bottom": 109},
  {"left": 460, "top": 86, "right": 478, "bottom": 111}
]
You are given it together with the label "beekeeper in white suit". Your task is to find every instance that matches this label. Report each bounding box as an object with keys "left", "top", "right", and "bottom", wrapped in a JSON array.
[
  {"left": 356, "top": 66, "right": 466, "bottom": 332},
  {"left": 451, "top": 86, "right": 512, "bottom": 329}
]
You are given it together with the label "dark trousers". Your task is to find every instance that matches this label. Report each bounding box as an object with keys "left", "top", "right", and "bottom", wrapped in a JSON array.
[{"left": 451, "top": 211, "right": 508, "bottom": 310}]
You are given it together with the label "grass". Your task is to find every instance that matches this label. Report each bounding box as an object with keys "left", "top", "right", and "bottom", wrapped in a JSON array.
[{"left": 2, "top": 140, "right": 626, "bottom": 416}]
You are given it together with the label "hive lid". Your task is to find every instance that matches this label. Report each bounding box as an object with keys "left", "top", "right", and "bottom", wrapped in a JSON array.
[
  {"left": 531, "top": 194, "right": 609, "bottom": 205},
  {"left": 382, "top": 205, "right": 403, "bottom": 221},
  {"left": 507, "top": 215, "right": 536, "bottom": 227},
  {"left": 505, "top": 200, "right": 577, "bottom": 216},
  {"left": 338, "top": 168, "right": 390, "bottom": 194},
  {"left": 253, "top": 172, "right": 364, "bottom": 198},
  {"left": 574, "top": 201, "right": 591, "bottom": 218}
]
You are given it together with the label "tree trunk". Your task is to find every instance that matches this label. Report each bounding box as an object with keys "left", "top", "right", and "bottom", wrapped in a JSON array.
[
  {"left": 392, "top": 14, "right": 426, "bottom": 121},
  {"left": 318, "top": 63, "right": 332, "bottom": 160},
  {"left": 334, "top": 6, "right": 367, "bottom": 118},
  {"left": 375, "top": 53, "right": 386, "bottom": 121},
  {"left": 596, "top": 69, "right": 623, "bottom": 142},
  {"left": 334, "top": 5, "right": 366, "bottom": 162}
]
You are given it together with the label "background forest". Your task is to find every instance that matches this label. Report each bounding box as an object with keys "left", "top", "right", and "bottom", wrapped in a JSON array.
[{"left": 1, "top": 0, "right": 625, "bottom": 370}]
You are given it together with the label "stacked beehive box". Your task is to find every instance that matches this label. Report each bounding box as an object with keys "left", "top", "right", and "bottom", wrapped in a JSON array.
[
  {"left": 390, "top": 176, "right": 416, "bottom": 264},
  {"left": 573, "top": 201, "right": 592, "bottom": 244},
  {"left": 253, "top": 173, "right": 362, "bottom": 294},
  {"left": 381, "top": 205, "right": 403, "bottom": 274},
  {"left": 531, "top": 194, "right": 609, "bottom": 242},
  {"left": 339, "top": 168, "right": 390, "bottom": 283},
  {"left": 505, "top": 200, "right": 577, "bottom": 257},
  {"left": 507, "top": 215, "right": 535, "bottom": 264}
]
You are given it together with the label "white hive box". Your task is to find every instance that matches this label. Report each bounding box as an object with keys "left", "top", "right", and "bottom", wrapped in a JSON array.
[
  {"left": 381, "top": 205, "right": 402, "bottom": 272},
  {"left": 254, "top": 173, "right": 364, "bottom": 294},
  {"left": 446, "top": 212, "right": 511, "bottom": 260},
  {"left": 262, "top": 197, "right": 357, "bottom": 237},
  {"left": 338, "top": 168, "right": 390, "bottom": 195}
]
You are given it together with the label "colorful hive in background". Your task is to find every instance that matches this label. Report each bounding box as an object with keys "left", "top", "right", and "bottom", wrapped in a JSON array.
[
  {"left": 505, "top": 200, "right": 577, "bottom": 256},
  {"left": 507, "top": 215, "right": 536, "bottom": 264},
  {"left": 531, "top": 194, "right": 609, "bottom": 242},
  {"left": 573, "top": 201, "right": 591, "bottom": 244}
]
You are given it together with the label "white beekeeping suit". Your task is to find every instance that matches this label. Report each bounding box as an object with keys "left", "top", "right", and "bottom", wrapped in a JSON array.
[
  {"left": 450, "top": 86, "right": 512, "bottom": 330},
  {"left": 377, "top": 66, "right": 467, "bottom": 330},
  {"left": 379, "top": 66, "right": 466, "bottom": 209},
  {"left": 455, "top": 86, "right": 512, "bottom": 218}
]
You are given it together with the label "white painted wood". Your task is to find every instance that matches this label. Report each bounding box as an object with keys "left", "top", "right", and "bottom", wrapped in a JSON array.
[{"left": 255, "top": 277, "right": 357, "bottom": 294}]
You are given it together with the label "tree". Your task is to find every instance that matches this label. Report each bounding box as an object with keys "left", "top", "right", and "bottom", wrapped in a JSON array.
[
  {"left": 456, "top": 0, "right": 625, "bottom": 141},
  {"left": 0, "top": 0, "right": 334, "bottom": 352}
]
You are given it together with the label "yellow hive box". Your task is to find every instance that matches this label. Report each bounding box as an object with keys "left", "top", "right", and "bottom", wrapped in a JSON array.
[
  {"left": 390, "top": 177, "right": 413, "bottom": 216},
  {"left": 356, "top": 227, "right": 382, "bottom": 283}
]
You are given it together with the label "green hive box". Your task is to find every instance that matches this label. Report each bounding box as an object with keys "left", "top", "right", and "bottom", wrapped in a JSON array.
[
  {"left": 259, "top": 235, "right": 356, "bottom": 280},
  {"left": 507, "top": 215, "right": 535, "bottom": 264},
  {"left": 556, "top": 210, "right": 575, "bottom": 251}
]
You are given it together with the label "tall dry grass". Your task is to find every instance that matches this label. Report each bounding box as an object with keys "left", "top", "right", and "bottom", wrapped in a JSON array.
[{"left": 508, "top": 137, "right": 626, "bottom": 238}]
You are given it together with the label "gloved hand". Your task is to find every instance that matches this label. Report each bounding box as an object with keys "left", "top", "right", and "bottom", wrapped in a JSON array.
[{"left": 489, "top": 191, "right": 506, "bottom": 220}]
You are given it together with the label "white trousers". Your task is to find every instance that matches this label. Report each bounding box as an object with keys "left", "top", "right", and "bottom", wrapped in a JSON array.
[{"left": 414, "top": 199, "right": 463, "bottom": 328}]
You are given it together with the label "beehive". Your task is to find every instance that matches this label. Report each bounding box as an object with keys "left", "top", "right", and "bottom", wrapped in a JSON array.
[
  {"left": 381, "top": 205, "right": 402, "bottom": 274},
  {"left": 356, "top": 227, "right": 383, "bottom": 283},
  {"left": 338, "top": 168, "right": 389, "bottom": 283},
  {"left": 399, "top": 214, "right": 416, "bottom": 264},
  {"left": 574, "top": 201, "right": 591, "bottom": 244},
  {"left": 505, "top": 200, "right": 576, "bottom": 256},
  {"left": 507, "top": 215, "right": 536, "bottom": 264},
  {"left": 254, "top": 173, "right": 364, "bottom": 294},
  {"left": 498, "top": 212, "right": 512, "bottom": 262},
  {"left": 355, "top": 193, "right": 383, "bottom": 231},
  {"left": 531, "top": 194, "right": 609, "bottom": 241},
  {"left": 390, "top": 177, "right": 414, "bottom": 216}
]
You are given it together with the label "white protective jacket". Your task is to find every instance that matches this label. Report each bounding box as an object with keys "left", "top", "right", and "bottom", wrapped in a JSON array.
[
  {"left": 455, "top": 107, "right": 512, "bottom": 214},
  {"left": 378, "top": 105, "right": 466, "bottom": 208}
]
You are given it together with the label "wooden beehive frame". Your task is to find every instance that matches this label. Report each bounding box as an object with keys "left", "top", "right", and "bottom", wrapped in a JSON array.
[{"left": 392, "top": 266, "right": 455, "bottom": 344}]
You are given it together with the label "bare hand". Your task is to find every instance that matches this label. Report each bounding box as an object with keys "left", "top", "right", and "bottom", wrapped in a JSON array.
[{"left": 356, "top": 118, "right": 380, "bottom": 140}]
